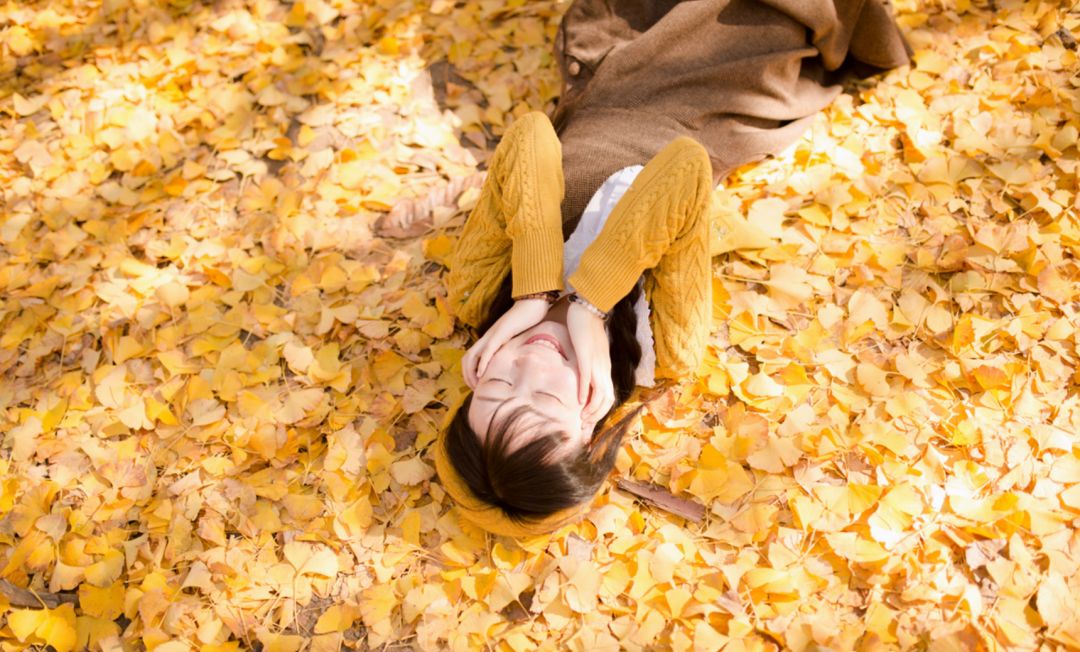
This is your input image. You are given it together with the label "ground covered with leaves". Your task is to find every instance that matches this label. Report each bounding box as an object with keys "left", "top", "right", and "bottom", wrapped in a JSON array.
[{"left": 1, "top": 0, "right": 1079, "bottom": 649}]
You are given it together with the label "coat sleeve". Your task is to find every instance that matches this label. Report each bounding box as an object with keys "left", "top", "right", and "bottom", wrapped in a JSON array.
[
  {"left": 567, "top": 136, "right": 712, "bottom": 377},
  {"left": 447, "top": 112, "right": 567, "bottom": 328}
]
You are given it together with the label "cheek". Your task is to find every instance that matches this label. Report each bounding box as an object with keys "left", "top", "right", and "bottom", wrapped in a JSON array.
[
  {"left": 466, "top": 400, "right": 492, "bottom": 437},
  {"left": 545, "top": 362, "right": 578, "bottom": 383},
  {"left": 538, "top": 367, "right": 580, "bottom": 398},
  {"left": 476, "top": 352, "right": 509, "bottom": 382}
]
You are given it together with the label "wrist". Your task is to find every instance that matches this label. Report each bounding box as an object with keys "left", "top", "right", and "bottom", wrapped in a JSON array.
[
  {"left": 568, "top": 293, "right": 610, "bottom": 321},
  {"left": 515, "top": 290, "right": 560, "bottom": 304}
]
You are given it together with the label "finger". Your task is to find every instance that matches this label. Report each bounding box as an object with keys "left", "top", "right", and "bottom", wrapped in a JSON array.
[
  {"left": 477, "top": 339, "right": 499, "bottom": 378},
  {"left": 583, "top": 383, "right": 602, "bottom": 426},
  {"left": 595, "top": 388, "right": 612, "bottom": 425},
  {"left": 584, "top": 400, "right": 599, "bottom": 430},
  {"left": 587, "top": 378, "right": 612, "bottom": 425},
  {"left": 465, "top": 337, "right": 491, "bottom": 387},
  {"left": 584, "top": 402, "right": 597, "bottom": 430},
  {"left": 462, "top": 349, "right": 478, "bottom": 388},
  {"left": 577, "top": 359, "right": 590, "bottom": 406}
]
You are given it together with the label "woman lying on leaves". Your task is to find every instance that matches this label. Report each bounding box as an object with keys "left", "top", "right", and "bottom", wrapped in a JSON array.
[{"left": 433, "top": 0, "right": 911, "bottom": 537}]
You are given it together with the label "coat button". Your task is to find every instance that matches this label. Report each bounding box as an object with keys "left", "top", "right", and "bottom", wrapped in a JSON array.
[{"left": 568, "top": 60, "right": 581, "bottom": 76}]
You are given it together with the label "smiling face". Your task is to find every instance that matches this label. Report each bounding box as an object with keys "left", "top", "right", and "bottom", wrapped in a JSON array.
[{"left": 467, "top": 320, "right": 591, "bottom": 457}]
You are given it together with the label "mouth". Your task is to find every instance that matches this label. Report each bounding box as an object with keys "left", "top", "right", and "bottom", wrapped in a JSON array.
[{"left": 524, "top": 334, "right": 567, "bottom": 360}]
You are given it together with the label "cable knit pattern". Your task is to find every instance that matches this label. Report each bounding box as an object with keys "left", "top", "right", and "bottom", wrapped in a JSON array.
[
  {"left": 568, "top": 137, "right": 712, "bottom": 377},
  {"left": 447, "top": 112, "right": 566, "bottom": 328}
]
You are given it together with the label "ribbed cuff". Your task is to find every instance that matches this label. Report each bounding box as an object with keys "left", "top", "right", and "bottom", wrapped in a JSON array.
[
  {"left": 510, "top": 227, "right": 564, "bottom": 298},
  {"left": 566, "top": 245, "right": 643, "bottom": 313}
]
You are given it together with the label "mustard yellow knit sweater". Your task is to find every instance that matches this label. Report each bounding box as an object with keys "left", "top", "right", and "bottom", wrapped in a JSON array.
[{"left": 447, "top": 112, "right": 713, "bottom": 379}]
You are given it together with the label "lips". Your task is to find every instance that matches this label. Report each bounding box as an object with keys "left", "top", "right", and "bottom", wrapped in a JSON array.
[{"left": 525, "top": 334, "right": 567, "bottom": 360}]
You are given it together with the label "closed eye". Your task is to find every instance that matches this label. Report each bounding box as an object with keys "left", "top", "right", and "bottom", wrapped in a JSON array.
[
  {"left": 480, "top": 379, "right": 564, "bottom": 407},
  {"left": 473, "top": 377, "right": 512, "bottom": 402},
  {"left": 538, "top": 391, "right": 566, "bottom": 406}
]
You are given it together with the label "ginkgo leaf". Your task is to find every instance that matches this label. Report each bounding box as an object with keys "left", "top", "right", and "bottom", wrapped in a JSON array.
[
  {"left": 274, "top": 388, "right": 325, "bottom": 424},
  {"left": 9, "top": 605, "right": 78, "bottom": 652},
  {"left": 84, "top": 550, "right": 124, "bottom": 588},
  {"left": 390, "top": 457, "right": 435, "bottom": 485},
  {"left": 13, "top": 93, "right": 49, "bottom": 117},
  {"left": 282, "top": 341, "right": 314, "bottom": 373},
  {"left": 314, "top": 605, "right": 359, "bottom": 634},
  {"left": 283, "top": 542, "right": 339, "bottom": 578},
  {"left": 1, "top": 0, "right": 1075, "bottom": 649},
  {"left": 78, "top": 581, "right": 125, "bottom": 620}
]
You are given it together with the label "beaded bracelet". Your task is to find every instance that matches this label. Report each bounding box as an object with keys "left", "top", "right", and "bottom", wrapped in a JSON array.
[
  {"left": 568, "top": 293, "right": 610, "bottom": 321},
  {"left": 516, "top": 290, "right": 560, "bottom": 304}
]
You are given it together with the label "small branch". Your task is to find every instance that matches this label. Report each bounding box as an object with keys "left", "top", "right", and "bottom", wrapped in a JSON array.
[
  {"left": 615, "top": 479, "right": 706, "bottom": 524},
  {"left": 0, "top": 579, "right": 78, "bottom": 609}
]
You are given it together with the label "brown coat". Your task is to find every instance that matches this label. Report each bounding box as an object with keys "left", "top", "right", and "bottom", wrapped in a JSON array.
[{"left": 549, "top": 0, "right": 912, "bottom": 230}]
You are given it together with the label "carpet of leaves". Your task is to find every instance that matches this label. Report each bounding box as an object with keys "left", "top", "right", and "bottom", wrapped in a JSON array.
[{"left": 1, "top": 0, "right": 1079, "bottom": 650}]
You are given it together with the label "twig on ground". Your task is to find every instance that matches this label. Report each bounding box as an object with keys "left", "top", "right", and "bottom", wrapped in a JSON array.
[
  {"left": 0, "top": 579, "right": 79, "bottom": 609},
  {"left": 615, "top": 479, "right": 706, "bottom": 523}
]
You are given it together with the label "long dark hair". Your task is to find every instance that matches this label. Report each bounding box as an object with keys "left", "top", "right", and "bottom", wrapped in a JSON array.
[{"left": 445, "top": 274, "right": 643, "bottom": 520}]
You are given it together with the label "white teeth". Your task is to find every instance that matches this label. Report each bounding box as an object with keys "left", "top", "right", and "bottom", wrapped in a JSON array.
[{"left": 527, "top": 336, "right": 565, "bottom": 358}]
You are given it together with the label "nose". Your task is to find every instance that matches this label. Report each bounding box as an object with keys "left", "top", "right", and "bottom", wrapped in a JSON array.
[
  {"left": 513, "top": 347, "right": 552, "bottom": 366},
  {"left": 513, "top": 348, "right": 568, "bottom": 372}
]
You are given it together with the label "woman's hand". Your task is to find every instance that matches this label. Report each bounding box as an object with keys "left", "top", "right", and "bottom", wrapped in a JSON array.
[
  {"left": 462, "top": 298, "right": 551, "bottom": 388},
  {"left": 566, "top": 299, "right": 613, "bottom": 432}
]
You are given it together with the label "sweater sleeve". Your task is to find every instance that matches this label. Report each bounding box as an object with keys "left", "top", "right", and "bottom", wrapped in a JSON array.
[
  {"left": 567, "top": 136, "right": 713, "bottom": 377},
  {"left": 644, "top": 191, "right": 712, "bottom": 379},
  {"left": 447, "top": 112, "right": 566, "bottom": 327}
]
